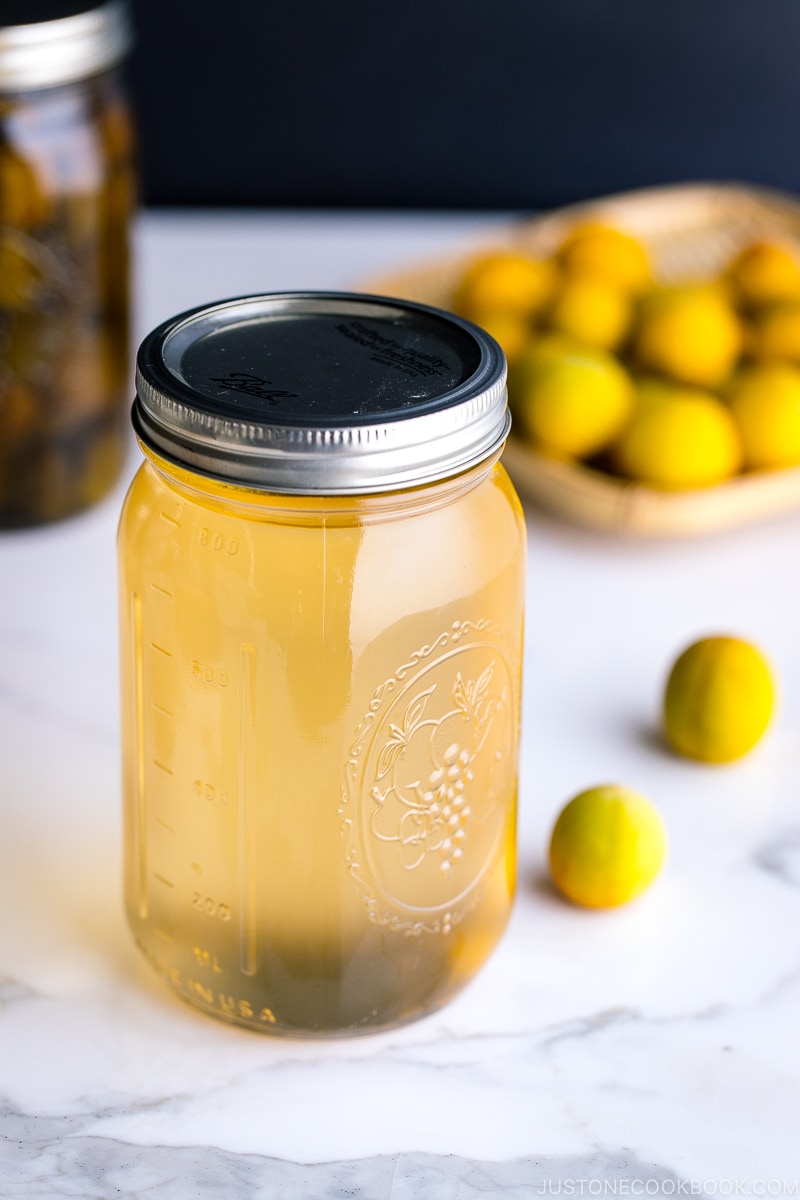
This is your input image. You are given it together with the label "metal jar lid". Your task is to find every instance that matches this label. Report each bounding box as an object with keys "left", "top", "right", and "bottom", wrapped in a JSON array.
[
  {"left": 133, "top": 292, "right": 509, "bottom": 496},
  {"left": 0, "top": 2, "right": 132, "bottom": 92}
]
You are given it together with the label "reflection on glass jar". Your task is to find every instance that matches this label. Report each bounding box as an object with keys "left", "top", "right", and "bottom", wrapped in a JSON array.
[
  {"left": 118, "top": 293, "right": 527, "bottom": 1035},
  {"left": 0, "top": 2, "right": 135, "bottom": 527}
]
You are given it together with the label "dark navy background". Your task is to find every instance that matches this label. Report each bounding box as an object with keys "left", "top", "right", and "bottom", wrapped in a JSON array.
[{"left": 127, "top": 0, "right": 798, "bottom": 209}]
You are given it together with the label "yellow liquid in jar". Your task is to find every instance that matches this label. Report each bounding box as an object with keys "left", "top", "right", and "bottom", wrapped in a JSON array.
[{"left": 118, "top": 449, "right": 526, "bottom": 1034}]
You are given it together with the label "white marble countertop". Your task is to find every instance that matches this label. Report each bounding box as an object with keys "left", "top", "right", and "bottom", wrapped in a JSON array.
[{"left": 2, "top": 211, "right": 800, "bottom": 1198}]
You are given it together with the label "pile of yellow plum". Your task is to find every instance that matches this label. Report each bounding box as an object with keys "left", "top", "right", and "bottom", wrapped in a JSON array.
[{"left": 451, "top": 225, "right": 800, "bottom": 489}]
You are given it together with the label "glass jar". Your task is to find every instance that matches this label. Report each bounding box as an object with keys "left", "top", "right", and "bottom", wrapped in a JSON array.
[
  {"left": 118, "top": 292, "right": 526, "bottom": 1035},
  {"left": 0, "top": 1, "right": 135, "bottom": 527}
]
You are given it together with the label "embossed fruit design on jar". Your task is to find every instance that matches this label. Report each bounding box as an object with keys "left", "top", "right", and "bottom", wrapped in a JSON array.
[
  {"left": 346, "top": 626, "right": 517, "bottom": 937},
  {"left": 118, "top": 292, "right": 526, "bottom": 1035}
]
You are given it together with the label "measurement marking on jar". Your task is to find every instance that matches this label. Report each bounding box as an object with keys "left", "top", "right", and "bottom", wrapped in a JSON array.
[
  {"left": 153, "top": 759, "right": 174, "bottom": 776},
  {"left": 150, "top": 642, "right": 173, "bottom": 658},
  {"left": 149, "top": 581, "right": 174, "bottom": 600},
  {"left": 155, "top": 817, "right": 174, "bottom": 834},
  {"left": 131, "top": 592, "right": 148, "bottom": 921},
  {"left": 193, "top": 893, "right": 231, "bottom": 920},
  {"left": 160, "top": 511, "right": 182, "bottom": 528},
  {"left": 199, "top": 527, "right": 239, "bottom": 555},
  {"left": 192, "top": 660, "right": 228, "bottom": 687},
  {"left": 155, "top": 928, "right": 175, "bottom": 945},
  {"left": 193, "top": 780, "right": 228, "bottom": 806},
  {"left": 151, "top": 702, "right": 173, "bottom": 718},
  {"left": 154, "top": 872, "right": 175, "bottom": 889},
  {"left": 238, "top": 642, "right": 258, "bottom": 976},
  {"left": 193, "top": 947, "right": 223, "bottom": 973}
]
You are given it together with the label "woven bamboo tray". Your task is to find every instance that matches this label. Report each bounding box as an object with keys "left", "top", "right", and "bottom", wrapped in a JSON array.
[{"left": 364, "top": 182, "right": 800, "bottom": 537}]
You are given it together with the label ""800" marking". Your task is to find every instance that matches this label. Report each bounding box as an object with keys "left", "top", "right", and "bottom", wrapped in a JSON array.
[
  {"left": 199, "top": 527, "right": 239, "bottom": 555},
  {"left": 192, "top": 893, "right": 231, "bottom": 921}
]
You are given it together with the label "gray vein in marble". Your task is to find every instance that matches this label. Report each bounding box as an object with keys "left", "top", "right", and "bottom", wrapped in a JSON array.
[
  {"left": 537, "top": 1007, "right": 640, "bottom": 1051},
  {"left": 188, "top": 962, "right": 800, "bottom": 1096},
  {"left": 0, "top": 1107, "right": 699, "bottom": 1200},
  {"left": 535, "top": 1003, "right": 738, "bottom": 1054},
  {"left": 755, "top": 828, "right": 800, "bottom": 888},
  {"left": 533, "top": 959, "right": 800, "bottom": 1055},
  {"left": 378, "top": 999, "right": 731, "bottom": 1071}
]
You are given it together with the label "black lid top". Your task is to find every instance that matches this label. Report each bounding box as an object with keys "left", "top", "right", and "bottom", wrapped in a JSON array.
[
  {"left": 150, "top": 298, "right": 482, "bottom": 426},
  {"left": 133, "top": 291, "right": 509, "bottom": 495}
]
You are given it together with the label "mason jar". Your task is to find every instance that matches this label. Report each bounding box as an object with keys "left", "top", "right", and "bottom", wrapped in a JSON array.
[
  {"left": 118, "top": 292, "right": 526, "bottom": 1035},
  {"left": 0, "top": 1, "right": 135, "bottom": 526}
]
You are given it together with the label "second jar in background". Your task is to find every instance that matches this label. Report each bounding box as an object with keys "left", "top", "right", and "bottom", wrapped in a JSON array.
[{"left": 0, "top": 1, "right": 135, "bottom": 526}]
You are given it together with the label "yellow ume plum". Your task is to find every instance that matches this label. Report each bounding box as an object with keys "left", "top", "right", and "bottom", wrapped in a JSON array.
[
  {"left": 557, "top": 222, "right": 651, "bottom": 293},
  {"left": 663, "top": 636, "right": 776, "bottom": 764},
  {"left": 548, "top": 784, "right": 667, "bottom": 909},
  {"left": 544, "top": 274, "right": 632, "bottom": 351},
  {"left": 633, "top": 285, "right": 742, "bottom": 388},
  {"left": 727, "top": 241, "right": 800, "bottom": 308},
  {"left": 610, "top": 380, "right": 742, "bottom": 489},
  {"left": 469, "top": 310, "right": 531, "bottom": 365},
  {"left": 452, "top": 250, "right": 558, "bottom": 322},
  {"left": 510, "top": 339, "right": 634, "bottom": 458},
  {"left": 726, "top": 363, "right": 800, "bottom": 469}
]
